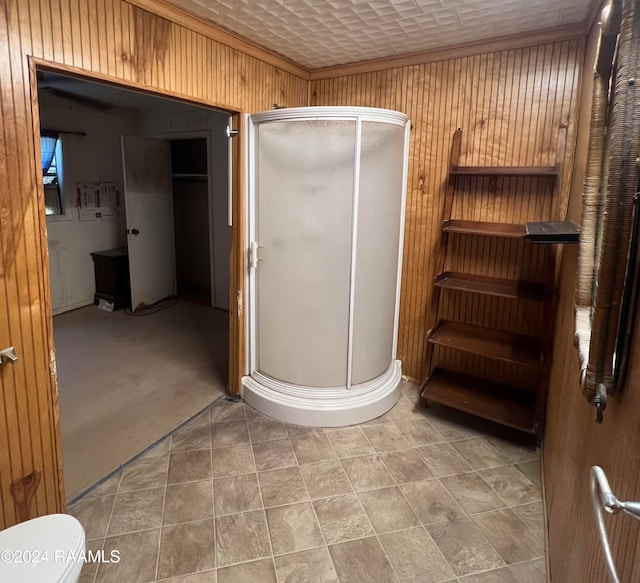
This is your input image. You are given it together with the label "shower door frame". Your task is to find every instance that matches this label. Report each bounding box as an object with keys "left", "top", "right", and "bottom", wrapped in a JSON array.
[{"left": 244, "top": 107, "right": 411, "bottom": 425}]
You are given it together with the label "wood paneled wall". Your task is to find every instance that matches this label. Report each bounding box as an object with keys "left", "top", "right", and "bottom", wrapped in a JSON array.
[
  {"left": 544, "top": 14, "right": 640, "bottom": 582},
  {"left": 0, "top": 0, "right": 307, "bottom": 528},
  {"left": 311, "top": 40, "right": 583, "bottom": 382}
]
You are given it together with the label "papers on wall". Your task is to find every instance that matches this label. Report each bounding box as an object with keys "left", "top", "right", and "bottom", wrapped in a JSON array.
[{"left": 76, "top": 181, "right": 122, "bottom": 222}]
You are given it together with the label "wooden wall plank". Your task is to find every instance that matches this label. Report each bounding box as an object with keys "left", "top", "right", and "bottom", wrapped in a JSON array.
[
  {"left": 312, "top": 39, "right": 583, "bottom": 382},
  {"left": 0, "top": 0, "right": 307, "bottom": 529}
]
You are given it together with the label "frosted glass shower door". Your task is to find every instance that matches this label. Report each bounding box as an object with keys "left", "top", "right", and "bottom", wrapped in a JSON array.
[{"left": 254, "top": 120, "right": 356, "bottom": 387}]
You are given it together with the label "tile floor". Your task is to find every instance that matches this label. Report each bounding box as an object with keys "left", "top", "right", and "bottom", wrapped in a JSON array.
[{"left": 70, "top": 382, "right": 545, "bottom": 583}]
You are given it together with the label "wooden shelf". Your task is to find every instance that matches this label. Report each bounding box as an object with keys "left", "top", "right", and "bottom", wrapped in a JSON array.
[
  {"left": 450, "top": 165, "right": 558, "bottom": 177},
  {"left": 435, "top": 272, "right": 547, "bottom": 301},
  {"left": 422, "top": 369, "right": 536, "bottom": 433},
  {"left": 525, "top": 221, "right": 580, "bottom": 243},
  {"left": 442, "top": 219, "right": 526, "bottom": 238},
  {"left": 428, "top": 320, "right": 543, "bottom": 367}
]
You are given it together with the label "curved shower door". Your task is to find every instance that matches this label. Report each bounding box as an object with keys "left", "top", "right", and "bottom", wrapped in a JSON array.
[{"left": 252, "top": 119, "right": 357, "bottom": 387}]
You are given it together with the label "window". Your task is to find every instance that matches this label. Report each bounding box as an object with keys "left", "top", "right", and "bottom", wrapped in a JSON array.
[{"left": 41, "top": 130, "right": 63, "bottom": 216}]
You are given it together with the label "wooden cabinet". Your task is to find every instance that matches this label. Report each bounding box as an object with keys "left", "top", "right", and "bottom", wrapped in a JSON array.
[
  {"left": 420, "top": 128, "right": 577, "bottom": 443},
  {"left": 90, "top": 247, "right": 131, "bottom": 310}
]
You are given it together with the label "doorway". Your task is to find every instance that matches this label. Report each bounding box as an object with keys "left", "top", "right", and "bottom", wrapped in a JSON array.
[{"left": 35, "top": 69, "right": 238, "bottom": 501}]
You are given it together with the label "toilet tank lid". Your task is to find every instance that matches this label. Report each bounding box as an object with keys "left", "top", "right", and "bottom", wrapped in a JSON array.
[{"left": 0, "top": 514, "right": 85, "bottom": 583}]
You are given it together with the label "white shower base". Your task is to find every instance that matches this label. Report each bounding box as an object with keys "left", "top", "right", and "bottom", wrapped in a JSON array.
[{"left": 242, "top": 360, "right": 402, "bottom": 427}]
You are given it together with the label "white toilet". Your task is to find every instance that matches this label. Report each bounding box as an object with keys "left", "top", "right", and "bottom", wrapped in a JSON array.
[{"left": 0, "top": 514, "right": 85, "bottom": 582}]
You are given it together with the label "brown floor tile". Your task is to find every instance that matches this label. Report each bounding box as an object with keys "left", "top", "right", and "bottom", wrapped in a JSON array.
[
  {"left": 441, "top": 473, "right": 506, "bottom": 514},
  {"left": 512, "top": 502, "right": 545, "bottom": 539},
  {"left": 69, "top": 495, "right": 115, "bottom": 541},
  {"left": 341, "top": 454, "right": 395, "bottom": 491},
  {"left": 379, "top": 526, "right": 456, "bottom": 583},
  {"left": 400, "top": 479, "right": 466, "bottom": 525},
  {"left": 301, "top": 460, "right": 354, "bottom": 499},
  {"left": 215, "top": 510, "right": 271, "bottom": 567},
  {"left": 211, "top": 443, "right": 255, "bottom": 478},
  {"left": 415, "top": 443, "right": 474, "bottom": 477},
  {"left": 274, "top": 547, "right": 339, "bottom": 583},
  {"left": 312, "top": 494, "right": 374, "bottom": 543},
  {"left": 211, "top": 400, "right": 246, "bottom": 424},
  {"left": 386, "top": 396, "right": 422, "bottom": 422},
  {"left": 108, "top": 487, "right": 165, "bottom": 535},
  {"left": 248, "top": 416, "right": 288, "bottom": 442},
  {"left": 358, "top": 486, "right": 420, "bottom": 533},
  {"left": 252, "top": 438, "right": 297, "bottom": 471},
  {"left": 460, "top": 567, "right": 519, "bottom": 582},
  {"left": 168, "top": 450, "right": 212, "bottom": 484},
  {"left": 395, "top": 419, "right": 445, "bottom": 446},
  {"left": 161, "top": 570, "right": 217, "bottom": 582},
  {"left": 158, "top": 518, "right": 216, "bottom": 579},
  {"left": 360, "top": 413, "right": 392, "bottom": 426},
  {"left": 140, "top": 437, "right": 171, "bottom": 459},
  {"left": 328, "top": 537, "right": 399, "bottom": 583},
  {"left": 119, "top": 456, "right": 169, "bottom": 492},
  {"left": 265, "top": 502, "right": 324, "bottom": 555},
  {"left": 210, "top": 420, "right": 250, "bottom": 448},
  {"left": 96, "top": 529, "right": 160, "bottom": 583},
  {"left": 243, "top": 403, "right": 262, "bottom": 418},
  {"left": 290, "top": 433, "right": 338, "bottom": 464},
  {"left": 380, "top": 449, "right": 435, "bottom": 483},
  {"left": 285, "top": 423, "right": 325, "bottom": 437},
  {"left": 479, "top": 466, "right": 542, "bottom": 506},
  {"left": 217, "top": 559, "right": 276, "bottom": 583},
  {"left": 514, "top": 460, "right": 542, "bottom": 487},
  {"left": 326, "top": 427, "right": 376, "bottom": 457},
  {"left": 485, "top": 435, "right": 539, "bottom": 465},
  {"left": 164, "top": 480, "right": 214, "bottom": 525},
  {"left": 213, "top": 473, "right": 262, "bottom": 516},
  {"left": 171, "top": 424, "right": 212, "bottom": 453},
  {"left": 509, "top": 557, "right": 546, "bottom": 583},
  {"left": 472, "top": 509, "right": 544, "bottom": 564},
  {"left": 184, "top": 407, "right": 211, "bottom": 428},
  {"left": 426, "top": 410, "right": 486, "bottom": 442},
  {"left": 453, "top": 438, "right": 508, "bottom": 470},
  {"left": 258, "top": 466, "right": 309, "bottom": 507},
  {"left": 85, "top": 473, "right": 121, "bottom": 499},
  {"left": 427, "top": 518, "right": 505, "bottom": 577},
  {"left": 79, "top": 538, "right": 103, "bottom": 583},
  {"left": 362, "top": 424, "right": 412, "bottom": 452}
]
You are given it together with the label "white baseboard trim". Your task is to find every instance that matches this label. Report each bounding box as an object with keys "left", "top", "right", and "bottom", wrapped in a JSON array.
[{"left": 52, "top": 299, "right": 94, "bottom": 316}]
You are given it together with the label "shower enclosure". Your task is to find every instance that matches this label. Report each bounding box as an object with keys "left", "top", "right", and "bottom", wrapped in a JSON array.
[{"left": 243, "top": 107, "right": 410, "bottom": 426}]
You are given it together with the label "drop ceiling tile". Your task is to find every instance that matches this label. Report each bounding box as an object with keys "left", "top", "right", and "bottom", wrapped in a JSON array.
[{"left": 171, "top": 0, "right": 592, "bottom": 69}]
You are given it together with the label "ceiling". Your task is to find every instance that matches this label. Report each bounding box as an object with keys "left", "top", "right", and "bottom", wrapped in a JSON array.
[{"left": 168, "top": 0, "right": 593, "bottom": 69}]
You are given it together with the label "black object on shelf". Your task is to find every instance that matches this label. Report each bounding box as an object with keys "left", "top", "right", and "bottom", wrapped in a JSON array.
[
  {"left": 90, "top": 247, "right": 131, "bottom": 310},
  {"left": 525, "top": 221, "right": 580, "bottom": 243}
]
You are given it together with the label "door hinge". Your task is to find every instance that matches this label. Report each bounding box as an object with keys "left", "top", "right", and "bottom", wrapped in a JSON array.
[{"left": 226, "top": 126, "right": 239, "bottom": 138}]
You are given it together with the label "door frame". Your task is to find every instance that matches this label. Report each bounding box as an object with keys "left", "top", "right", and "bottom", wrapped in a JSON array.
[{"left": 28, "top": 57, "right": 245, "bottom": 505}]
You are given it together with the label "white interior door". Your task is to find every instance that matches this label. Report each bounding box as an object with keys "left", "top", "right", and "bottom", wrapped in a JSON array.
[{"left": 121, "top": 135, "right": 176, "bottom": 311}]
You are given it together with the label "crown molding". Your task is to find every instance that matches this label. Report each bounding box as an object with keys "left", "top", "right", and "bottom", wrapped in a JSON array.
[{"left": 309, "top": 23, "right": 586, "bottom": 80}]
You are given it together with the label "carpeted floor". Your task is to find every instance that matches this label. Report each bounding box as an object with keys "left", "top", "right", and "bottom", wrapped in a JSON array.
[{"left": 54, "top": 299, "right": 228, "bottom": 501}]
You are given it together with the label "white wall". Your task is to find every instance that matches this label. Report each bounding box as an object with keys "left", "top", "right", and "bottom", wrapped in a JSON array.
[
  {"left": 40, "top": 100, "right": 136, "bottom": 314},
  {"left": 140, "top": 107, "right": 230, "bottom": 310}
]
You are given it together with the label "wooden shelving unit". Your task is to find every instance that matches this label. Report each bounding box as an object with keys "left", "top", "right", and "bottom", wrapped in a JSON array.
[
  {"left": 434, "top": 272, "right": 547, "bottom": 301},
  {"left": 442, "top": 219, "right": 526, "bottom": 238},
  {"left": 425, "top": 369, "right": 536, "bottom": 433},
  {"left": 421, "top": 127, "right": 570, "bottom": 443},
  {"left": 429, "top": 321, "right": 543, "bottom": 368}
]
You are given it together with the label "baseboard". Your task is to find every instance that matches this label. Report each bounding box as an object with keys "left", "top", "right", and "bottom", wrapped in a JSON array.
[{"left": 52, "top": 299, "right": 94, "bottom": 316}]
